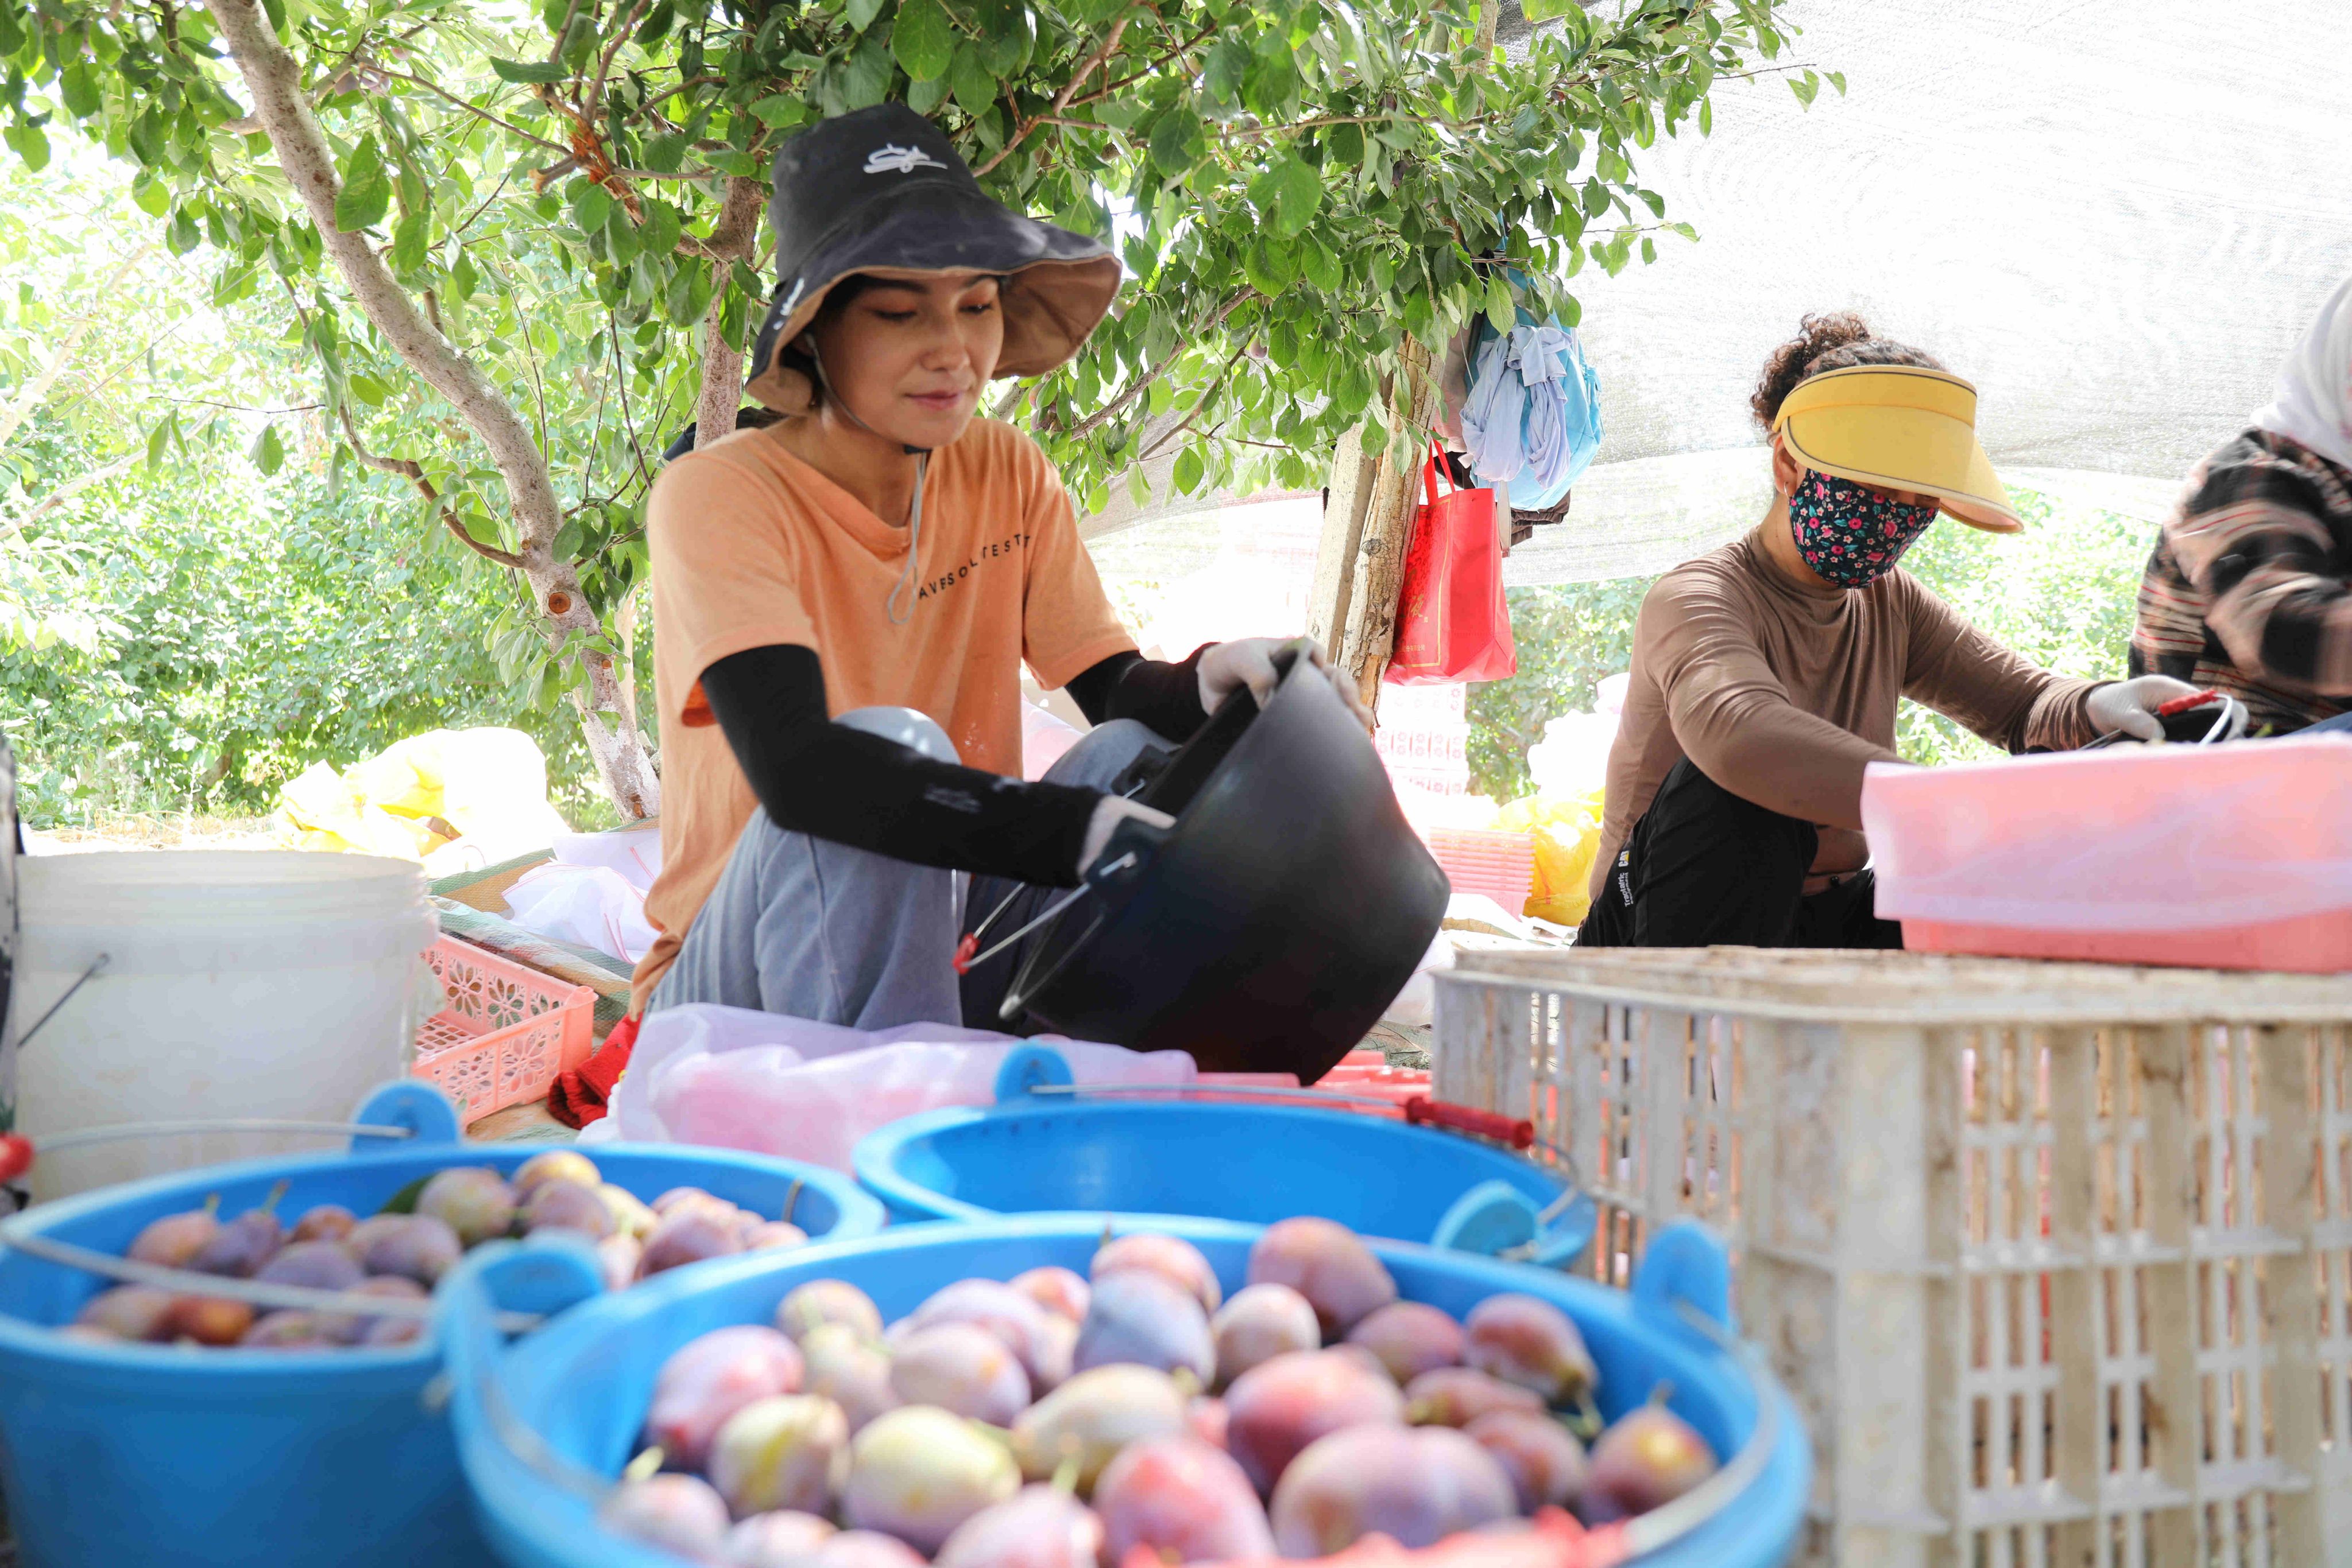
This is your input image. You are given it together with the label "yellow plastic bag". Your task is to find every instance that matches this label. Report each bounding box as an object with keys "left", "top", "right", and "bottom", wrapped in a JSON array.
[
  {"left": 276, "top": 729, "right": 569, "bottom": 866},
  {"left": 1493, "top": 788, "right": 1606, "bottom": 926}
]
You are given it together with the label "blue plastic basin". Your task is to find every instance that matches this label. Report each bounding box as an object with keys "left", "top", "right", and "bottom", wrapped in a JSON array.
[
  {"left": 855, "top": 1098, "right": 1570, "bottom": 1240},
  {"left": 442, "top": 1213, "right": 1809, "bottom": 1568},
  {"left": 0, "top": 1083, "right": 884, "bottom": 1568}
]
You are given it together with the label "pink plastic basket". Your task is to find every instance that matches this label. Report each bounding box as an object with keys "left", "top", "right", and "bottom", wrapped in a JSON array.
[
  {"left": 1424, "top": 827, "right": 1535, "bottom": 915},
  {"left": 412, "top": 936, "right": 595, "bottom": 1125}
]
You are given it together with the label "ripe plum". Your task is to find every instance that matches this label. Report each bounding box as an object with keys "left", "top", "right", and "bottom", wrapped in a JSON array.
[
  {"left": 1209, "top": 1283, "right": 1320, "bottom": 1391},
  {"left": 127, "top": 1207, "right": 220, "bottom": 1268},
  {"left": 241, "top": 1310, "right": 332, "bottom": 1349},
  {"left": 900, "top": 1278, "right": 1055, "bottom": 1387},
  {"left": 521, "top": 1179, "right": 615, "bottom": 1241},
  {"left": 1587, "top": 1402, "right": 1716, "bottom": 1516},
  {"left": 161, "top": 1295, "right": 256, "bottom": 1346},
  {"left": 1009, "top": 1363, "right": 1187, "bottom": 1491},
  {"left": 1268, "top": 1423, "right": 1517, "bottom": 1554},
  {"left": 75, "top": 1286, "right": 175, "bottom": 1341},
  {"left": 1094, "top": 1435, "right": 1276, "bottom": 1565},
  {"left": 707, "top": 1393, "right": 850, "bottom": 1518},
  {"left": 1404, "top": 1366, "right": 1547, "bottom": 1427},
  {"left": 1464, "top": 1293, "right": 1597, "bottom": 1405},
  {"left": 190, "top": 1207, "right": 285, "bottom": 1279},
  {"left": 887, "top": 1323, "right": 1030, "bottom": 1427},
  {"left": 640, "top": 1209, "right": 745, "bottom": 1278},
  {"left": 723, "top": 1510, "right": 834, "bottom": 1566},
  {"left": 600, "top": 1184, "right": 659, "bottom": 1240},
  {"left": 777, "top": 1279, "right": 884, "bottom": 1343},
  {"left": 1092, "top": 1233, "right": 1222, "bottom": 1315},
  {"left": 321, "top": 1276, "right": 428, "bottom": 1345},
  {"left": 415, "top": 1167, "right": 517, "bottom": 1248},
  {"left": 351, "top": 1214, "right": 463, "bottom": 1287},
  {"left": 254, "top": 1241, "right": 363, "bottom": 1292},
  {"left": 512, "top": 1149, "right": 600, "bottom": 1198},
  {"left": 741, "top": 1221, "right": 808, "bottom": 1253},
  {"left": 1223, "top": 1348, "right": 1406, "bottom": 1494},
  {"left": 289, "top": 1204, "right": 357, "bottom": 1245},
  {"left": 799, "top": 1321, "right": 900, "bottom": 1433},
  {"left": 807, "top": 1531, "right": 926, "bottom": 1567},
  {"left": 840, "top": 1405, "right": 1019, "bottom": 1554},
  {"left": 1072, "top": 1268, "right": 1213, "bottom": 1386},
  {"left": 1008, "top": 1265, "right": 1089, "bottom": 1323},
  {"left": 1347, "top": 1300, "right": 1465, "bottom": 1384},
  {"left": 1244, "top": 1217, "right": 1395, "bottom": 1335},
  {"left": 597, "top": 1473, "right": 730, "bottom": 1561},
  {"left": 644, "top": 1325, "right": 806, "bottom": 1471},
  {"left": 932, "top": 1484, "right": 1105, "bottom": 1568},
  {"left": 1466, "top": 1410, "right": 1589, "bottom": 1512}
]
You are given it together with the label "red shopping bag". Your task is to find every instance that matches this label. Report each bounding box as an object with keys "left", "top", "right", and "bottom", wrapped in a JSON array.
[{"left": 1384, "top": 445, "right": 1518, "bottom": 684}]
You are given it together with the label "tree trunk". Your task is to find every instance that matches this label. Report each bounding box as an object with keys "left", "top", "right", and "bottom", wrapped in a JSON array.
[
  {"left": 695, "top": 176, "right": 766, "bottom": 452},
  {"left": 203, "top": 0, "right": 661, "bottom": 819}
]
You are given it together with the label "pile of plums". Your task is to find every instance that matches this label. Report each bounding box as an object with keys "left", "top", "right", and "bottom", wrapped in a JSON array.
[
  {"left": 63, "top": 1151, "right": 809, "bottom": 1352},
  {"left": 600, "top": 1217, "right": 1719, "bottom": 1566}
]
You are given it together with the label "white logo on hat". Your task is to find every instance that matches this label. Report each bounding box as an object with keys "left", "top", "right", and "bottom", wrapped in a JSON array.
[{"left": 865, "top": 143, "right": 948, "bottom": 175}]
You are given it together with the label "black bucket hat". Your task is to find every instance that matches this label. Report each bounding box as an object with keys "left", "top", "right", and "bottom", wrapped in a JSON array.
[{"left": 744, "top": 104, "right": 1122, "bottom": 414}]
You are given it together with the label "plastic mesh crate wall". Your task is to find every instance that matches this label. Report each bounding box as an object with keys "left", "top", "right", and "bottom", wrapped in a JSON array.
[
  {"left": 1432, "top": 947, "right": 2352, "bottom": 1568},
  {"left": 413, "top": 936, "right": 594, "bottom": 1124}
]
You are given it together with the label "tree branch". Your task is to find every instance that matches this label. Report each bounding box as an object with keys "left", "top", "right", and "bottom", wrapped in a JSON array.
[
  {"left": 0, "top": 244, "right": 152, "bottom": 452},
  {"left": 366, "top": 67, "right": 572, "bottom": 155},
  {"left": 973, "top": 7, "right": 1135, "bottom": 177},
  {"left": 336, "top": 404, "right": 524, "bottom": 567},
  {"left": 0, "top": 452, "right": 140, "bottom": 541},
  {"left": 583, "top": 0, "right": 656, "bottom": 128},
  {"left": 1138, "top": 338, "right": 1248, "bottom": 462},
  {"left": 695, "top": 173, "right": 765, "bottom": 451},
  {"left": 1065, "top": 289, "right": 1254, "bottom": 439}
]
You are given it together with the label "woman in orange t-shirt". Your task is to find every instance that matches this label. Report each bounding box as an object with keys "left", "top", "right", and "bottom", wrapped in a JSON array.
[{"left": 633, "top": 104, "right": 1367, "bottom": 1030}]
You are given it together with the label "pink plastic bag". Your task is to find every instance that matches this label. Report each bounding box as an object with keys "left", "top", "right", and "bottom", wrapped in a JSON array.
[
  {"left": 590, "top": 1004, "right": 1199, "bottom": 1171},
  {"left": 1862, "top": 737, "right": 2352, "bottom": 965}
]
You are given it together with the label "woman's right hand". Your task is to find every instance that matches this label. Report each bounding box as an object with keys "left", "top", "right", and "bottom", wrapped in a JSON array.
[{"left": 1080, "top": 794, "right": 1175, "bottom": 878}]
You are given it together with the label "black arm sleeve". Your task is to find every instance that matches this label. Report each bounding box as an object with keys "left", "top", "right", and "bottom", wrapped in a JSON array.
[
  {"left": 1063, "top": 645, "right": 1212, "bottom": 740},
  {"left": 699, "top": 645, "right": 1098, "bottom": 888}
]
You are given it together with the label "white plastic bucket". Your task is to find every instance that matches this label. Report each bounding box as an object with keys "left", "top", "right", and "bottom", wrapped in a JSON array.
[{"left": 13, "top": 851, "right": 438, "bottom": 1200}]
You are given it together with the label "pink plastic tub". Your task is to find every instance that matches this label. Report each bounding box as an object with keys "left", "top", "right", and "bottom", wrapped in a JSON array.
[{"left": 1862, "top": 736, "right": 2352, "bottom": 972}]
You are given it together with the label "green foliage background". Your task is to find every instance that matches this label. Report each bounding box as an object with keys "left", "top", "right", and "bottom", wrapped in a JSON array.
[{"left": 1465, "top": 489, "right": 2160, "bottom": 802}]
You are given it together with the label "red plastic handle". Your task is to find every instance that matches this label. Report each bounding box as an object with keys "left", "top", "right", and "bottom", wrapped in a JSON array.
[
  {"left": 1405, "top": 1097, "right": 1534, "bottom": 1150},
  {"left": 0, "top": 1135, "right": 31, "bottom": 1185},
  {"left": 2155, "top": 690, "right": 2222, "bottom": 718}
]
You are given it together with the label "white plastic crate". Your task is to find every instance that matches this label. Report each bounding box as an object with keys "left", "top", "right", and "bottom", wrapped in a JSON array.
[{"left": 1433, "top": 946, "right": 2352, "bottom": 1568}]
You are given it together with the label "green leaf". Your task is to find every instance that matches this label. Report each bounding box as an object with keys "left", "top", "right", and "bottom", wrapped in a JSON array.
[
  {"left": 634, "top": 0, "right": 675, "bottom": 46},
  {"left": 1519, "top": 0, "right": 1574, "bottom": 18},
  {"left": 573, "top": 182, "right": 613, "bottom": 234},
  {"left": 1172, "top": 445, "right": 1204, "bottom": 495},
  {"left": 1828, "top": 71, "right": 1848, "bottom": 96},
  {"left": 490, "top": 56, "right": 570, "bottom": 84},
  {"left": 3, "top": 125, "right": 48, "bottom": 173},
  {"left": 145, "top": 416, "right": 172, "bottom": 471},
  {"left": 132, "top": 171, "right": 171, "bottom": 217},
  {"left": 59, "top": 61, "right": 100, "bottom": 119},
  {"left": 845, "top": 0, "right": 888, "bottom": 32},
  {"left": 390, "top": 208, "right": 430, "bottom": 274},
  {"left": 1484, "top": 272, "right": 1515, "bottom": 333},
  {"left": 1148, "top": 107, "right": 1201, "bottom": 176},
  {"left": 891, "top": 0, "right": 955, "bottom": 82},
  {"left": 1790, "top": 71, "right": 1818, "bottom": 108},
  {"left": 1301, "top": 236, "right": 1340, "bottom": 293},
  {"left": 842, "top": 36, "right": 893, "bottom": 109},
  {"left": 751, "top": 94, "right": 808, "bottom": 128},
  {"left": 260, "top": 0, "right": 288, "bottom": 38},
  {"left": 950, "top": 45, "right": 997, "bottom": 116},
  {"left": 1579, "top": 179, "right": 1608, "bottom": 219},
  {"left": 642, "top": 131, "right": 689, "bottom": 173},
  {"left": 335, "top": 137, "right": 392, "bottom": 233},
  {"left": 348, "top": 373, "right": 390, "bottom": 407},
  {"left": 906, "top": 74, "right": 949, "bottom": 114},
  {"left": 639, "top": 200, "right": 682, "bottom": 259},
  {"left": 1270, "top": 156, "right": 1322, "bottom": 238},
  {"left": 250, "top": 423, "right": 284, "bottom": 476}
]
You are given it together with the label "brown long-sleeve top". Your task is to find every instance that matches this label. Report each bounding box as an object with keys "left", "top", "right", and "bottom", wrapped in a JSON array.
[{"left": 1589, "top": 523, "right": 2105, "bottom": 901}]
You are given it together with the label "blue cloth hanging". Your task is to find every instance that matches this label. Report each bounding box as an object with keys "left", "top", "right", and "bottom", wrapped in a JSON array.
[{"left": 1460, "top": 309, "right": 1603, "bottom": 511}]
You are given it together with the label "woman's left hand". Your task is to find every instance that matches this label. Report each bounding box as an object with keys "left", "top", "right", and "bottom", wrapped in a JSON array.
[
  {"left": 2086, "top": 675, "right": 2246, "bottom": 742},
  {"left": 1199, "top": 638, "right": 1376, "bottom": 733}
]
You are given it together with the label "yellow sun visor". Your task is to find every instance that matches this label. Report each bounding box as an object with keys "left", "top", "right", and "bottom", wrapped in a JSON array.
[{"left": 1771, "top": 365, "right": 2021, "bottom": 533}]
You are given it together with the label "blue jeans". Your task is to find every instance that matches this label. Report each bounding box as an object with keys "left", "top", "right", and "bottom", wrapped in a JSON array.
[{"left": 647, "top": 719, "right": 1169, "bottom": 1030}]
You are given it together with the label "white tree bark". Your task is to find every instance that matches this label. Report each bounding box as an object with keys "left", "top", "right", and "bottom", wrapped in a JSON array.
[
  {"left": 203, "top": 0, "right": 661, "bottom": 819},
  {"left": 694, "top": 176, "right": 766, "bottom": 452}
]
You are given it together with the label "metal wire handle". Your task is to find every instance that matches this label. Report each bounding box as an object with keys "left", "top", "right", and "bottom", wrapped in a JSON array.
[
  {"left": 26, "top": 1120, "right": 419, "bottom": 1155},
  {"left": 0, "top": 1225, "right": 540, "bottom": 1333},
  {"left": 1611, "top": 1303, "right": 1786, "bottom": 1563}
]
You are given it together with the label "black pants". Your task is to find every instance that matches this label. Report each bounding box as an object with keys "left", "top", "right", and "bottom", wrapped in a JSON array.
[{"left": 1576, "top": 758, "right": 1904, "bottom": 950}]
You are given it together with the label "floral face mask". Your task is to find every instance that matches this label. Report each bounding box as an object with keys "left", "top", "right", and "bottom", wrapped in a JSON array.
[{"left": 1788, "top": 470, "right": 1940, "bottom": 588}]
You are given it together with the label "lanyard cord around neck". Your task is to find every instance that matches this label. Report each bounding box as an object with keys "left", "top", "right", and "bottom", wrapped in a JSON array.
[{"left": 810, "top": 344, "right": 930, "bottom": 625}]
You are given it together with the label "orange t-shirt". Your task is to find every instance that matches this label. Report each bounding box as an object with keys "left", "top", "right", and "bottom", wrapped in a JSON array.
[{"left": 631, "top": 417, "right": 1136, "bottom": 1006}]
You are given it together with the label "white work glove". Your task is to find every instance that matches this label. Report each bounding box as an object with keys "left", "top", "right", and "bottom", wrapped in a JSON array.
[
  {"left": 1079, "top": 795, "right": 1174, "bottom": 878},
  {"left": 2086, "top": 675, "right": 2246, "bottom": 742},
  {"left": 1198, "top": 637, "right": 1376, "bottom": 733}
]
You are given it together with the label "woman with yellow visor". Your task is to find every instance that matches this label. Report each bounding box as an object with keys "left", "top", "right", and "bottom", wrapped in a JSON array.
[{"left": 1578, "top": 314, "right": 2206, "bottom": 949}]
